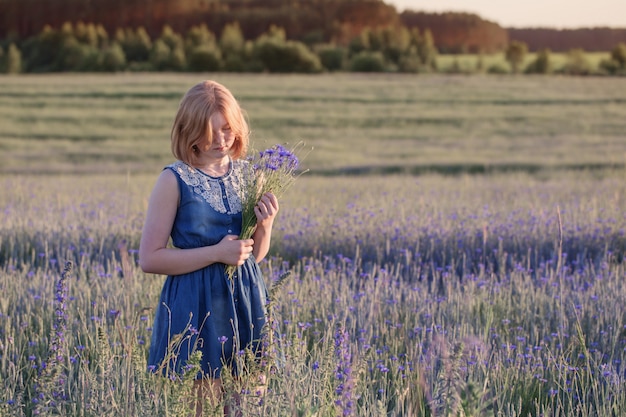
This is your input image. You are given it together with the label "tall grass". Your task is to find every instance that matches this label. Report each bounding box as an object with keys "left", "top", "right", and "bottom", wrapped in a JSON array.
[{"left": 1, "top": 170, "right": 625, "bottom": 416}]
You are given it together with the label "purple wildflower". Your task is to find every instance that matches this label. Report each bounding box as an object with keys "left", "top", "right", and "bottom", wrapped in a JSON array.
[
  {"left": 33, "top": 261, "right": 73, "bottom": 414},
  {"left": 258, "top": 144, "right": 299, "bottom": 172},
  {"left": 334, "top": 326, "right": 356, "bottom": 416},
  {"left": 226, "top": 142, "right": 307, "bottom": 279}
]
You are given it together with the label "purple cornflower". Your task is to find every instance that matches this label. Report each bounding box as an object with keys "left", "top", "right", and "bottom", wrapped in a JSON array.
[
  {"left": 33, "top": 261, "right": 73, "bottom": 414},
  {"left": 334, "top": 326, "right": 356, "bottom": 416},
  {"left": 50, "top": 263, "right": 69, "bottom": 360},
  {"left": 226, "top": 142, "right": 306, "bottom": 279},
  {"left": 258, "top": 144, "right": 299, "bottom": 172}
]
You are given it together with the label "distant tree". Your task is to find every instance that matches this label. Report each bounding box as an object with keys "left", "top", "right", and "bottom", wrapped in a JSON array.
[
  {"left": 384, "top": 26, "right": 411, "bottom": 64},
  {"left": 561, "top": 48, "right": 592, "bottom": 75},
  {"left": 116, "top": 27, "right": 152, "bottom": 63},
  {"left": 599, "top": 58, "right": 620, "bottom": 75},
  {"left": 348, "top": 33, "right": 368, "bottom": 56},
  {"left": 159, "top": 25, "right": 184, "bottom": 51},
  {"left": 101, "top": 42, "right": 126, "bottom": 72},
  {"left": 49, "top": 21, "right": 104, "bottom": 72},
  {"left": 362, "top": 27, "right": 383, "bottom": 52},
  {"left": 185, "top": 24, "right": 221, "bottom": 71},
  {"left": 150, "top": 26, "right": 186, "bottom": 71},
  {"left": 60, "top": 22, "right": 74, "bottom": 42},
  {"left": 220, "top": 22, "right": 245, "bottom": 53},
  {"left": 261, "top": 25, "right": 287, "bottom": 43},
  {"left": 219, "top": 22, "right": 246, "bottom": 71},
  {"left": 185, "top": 24, "right": 217, "bottom": 51},
  {"left": 611, "top": 42, "right": 626, "bottom": 69},
  {"left": 50, "top": 23, "right": 102, "bottom": 72},
  {"left": 21, "top": 25, "right": 71, "bottom": 72},
  {"left": 301, "top": 29, "right": 325, "bottom": 46},
  {"left": 505, "top": 40, "right": 528, "bottom": 74},
  {"left": 397, "top": 46, "right": 421, "bottom": 73},
  {"left": 5, "top": 43, "right": 22, "bottom": 73},
  {"left": 347, "top": 25, "right": 436, "bottom": 71},
  {"left": 600, "top": 43, "right": 626, "bottom": 75},
  {"left": 170, "top": 45, "right": 186, "bottom": 70},
  {"left": 150, "top": 39, "right": 171, "bottom": 71},
  {"left": 57, "top": 37, "right": 99, "bottom": 71},
  {"left": 398, "top": 27, "right": 437, "bottom": 70},
  {"left": 74, "top": 21, "right": 104, "bottom": 48},
  {"left": 316, "top": 44, "right": 345, "bottom": 71},
  {"left": 187, "top": 45, "right": 222, "bottom": 72},
  {"left": 415, "top": 28, "right": 437, "bottom": 69},
  {"left": 253, "top": 32, "right": 322, "bottom": 73},
  {"left": 364, "top": 26, "right": 411, "bottom": 65},
  {"left": 349, "top": 51, "right": 385, "bottom": 72},
  {"left": 95, "top": 25, "right": 109, "bottom": 48},
  {"left": 525, "top": 48, "right": 552, "bottom": 74}
]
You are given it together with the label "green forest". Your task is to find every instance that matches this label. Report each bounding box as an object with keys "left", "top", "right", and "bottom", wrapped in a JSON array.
[{"left": 0, "top": 0, "right": 625, "bottom": 75}]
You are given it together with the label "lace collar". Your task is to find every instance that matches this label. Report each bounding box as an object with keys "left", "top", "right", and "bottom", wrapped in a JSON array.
[{"left": 169, "top": 160, "right": 244, "bottom": 214}]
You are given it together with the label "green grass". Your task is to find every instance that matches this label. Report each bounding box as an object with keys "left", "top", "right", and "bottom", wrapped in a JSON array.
[{"left": 1, "top": 73, "right": 626, "bottom": 175}]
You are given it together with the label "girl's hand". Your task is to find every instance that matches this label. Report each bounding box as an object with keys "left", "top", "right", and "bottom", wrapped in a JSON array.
[
  {"left": 254, "top": 192, "right": 279, "bottom": 227},
  {"left": 217, "top": 235, "right": 254, "bottom": 266}
]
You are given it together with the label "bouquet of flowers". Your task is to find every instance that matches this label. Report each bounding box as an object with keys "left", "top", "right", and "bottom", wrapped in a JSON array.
[{"left": 226, "top": 143, "right": 308, "bottom": 279}]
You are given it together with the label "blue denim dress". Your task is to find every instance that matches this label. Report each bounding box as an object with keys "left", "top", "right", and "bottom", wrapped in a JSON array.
[{"left": 147, "top": 159, "right": 269, "bottom": 378}]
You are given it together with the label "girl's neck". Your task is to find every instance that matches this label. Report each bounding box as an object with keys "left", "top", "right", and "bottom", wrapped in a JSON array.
[{"left": 195, "top": 156, "right": 230, "bottom": 177}]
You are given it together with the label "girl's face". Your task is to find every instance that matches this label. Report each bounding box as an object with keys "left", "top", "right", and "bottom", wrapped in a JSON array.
[{"left": 198, "top": 112, "right": 236, "bottom": 159}]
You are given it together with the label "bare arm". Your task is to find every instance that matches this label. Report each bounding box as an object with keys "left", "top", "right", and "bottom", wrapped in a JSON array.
[
  {"left": 252, "top": 192, "right": 279, "bottom": 263},
  {"left": 139, "top": 169, "right": 253, "bottom": 276}
]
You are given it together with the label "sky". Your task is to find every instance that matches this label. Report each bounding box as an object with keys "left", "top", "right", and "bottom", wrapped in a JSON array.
[{"left": 385, "top": 0, "right": 626, "bottom": 29}]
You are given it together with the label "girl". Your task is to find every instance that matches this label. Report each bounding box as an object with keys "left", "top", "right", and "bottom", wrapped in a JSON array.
[{"left": 139, "top": 80, "right": 278, "bottom": 415}]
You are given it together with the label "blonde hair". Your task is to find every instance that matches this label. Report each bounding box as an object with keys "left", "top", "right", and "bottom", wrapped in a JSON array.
[{"left": 171, "top": 80, "right": 249, "bottom": 165}]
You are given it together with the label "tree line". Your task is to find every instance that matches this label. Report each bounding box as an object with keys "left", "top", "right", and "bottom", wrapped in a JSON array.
[
  {"left": 510, "top": 28, "right": 626, "bottom": 52},
  {"left": 0, "top": 21, "right": 439, "bottom": 74},
  {"left": 0, "top": 0, "right": 401, "bottom": 43},
  {"left": 1, "top": 0, "right": 624, "bottom": 53},
  {"left": 0, "top": 0, "right": 624, "bottom": 75},
  {"left": 1, "top": 21, "right": 625, "bottom": 75}
]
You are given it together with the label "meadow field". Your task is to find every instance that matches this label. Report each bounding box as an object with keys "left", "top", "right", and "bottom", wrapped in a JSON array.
[
  {"left": 1, "top": 73, "right": 626, "bottom": 416},
  {"left": 1, "top": 73, "right": 626, "bottom": 175}
]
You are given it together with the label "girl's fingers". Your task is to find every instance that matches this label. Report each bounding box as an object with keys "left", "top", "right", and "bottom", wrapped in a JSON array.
[
  {"left": 264, "top": 193, "right": 278, "bottom": 209},
  {"left": 255, "top": 193, "right": 279, "bottom": 223},
  {"left": 254, "top": 204, "right": 267, "bottom": 218},
  {"left": 259, "top": 194, "right": 278, "bottom": 212}
]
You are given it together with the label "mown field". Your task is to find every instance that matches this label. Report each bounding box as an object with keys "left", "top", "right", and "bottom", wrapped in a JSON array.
[
  {"left": 1, "top": 74, "right": 626, "bottom": 416},
  {"left": 1, "top": 73, "right": 625, "bottom": 174}
]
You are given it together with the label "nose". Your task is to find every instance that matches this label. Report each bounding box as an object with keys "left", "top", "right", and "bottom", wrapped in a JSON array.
[{"left": 214, "top": 130, "right": 225, "bottom": 144}]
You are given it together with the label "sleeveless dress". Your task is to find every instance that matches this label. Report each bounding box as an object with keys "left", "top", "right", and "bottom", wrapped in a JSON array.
[{"left": 147, "top": 159, "right": 270, "bottom": 379}]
